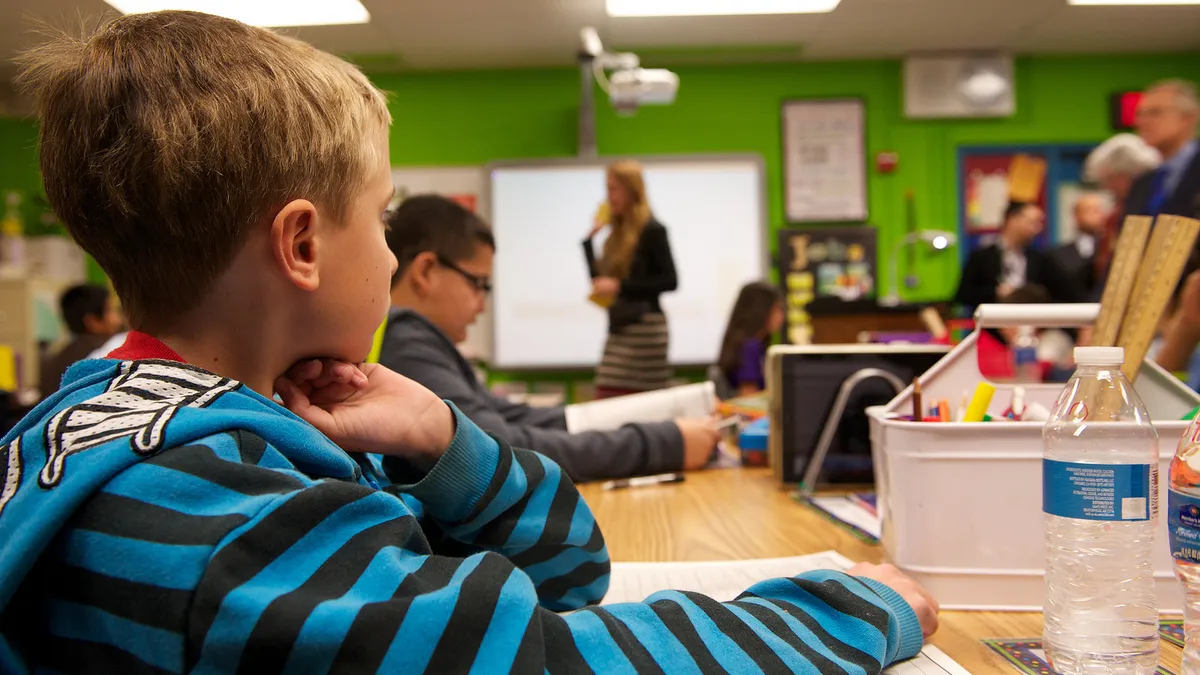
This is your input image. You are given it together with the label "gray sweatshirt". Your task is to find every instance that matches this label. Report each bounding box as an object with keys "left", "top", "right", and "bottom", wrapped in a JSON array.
[{"left": 380, "top": 309, "right": 684, "bottom": 482}]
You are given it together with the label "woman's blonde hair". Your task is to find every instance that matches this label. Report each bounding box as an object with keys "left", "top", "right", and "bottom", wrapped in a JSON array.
[{"left": 600, "top": 160, "right": 652, "bottom": 279}]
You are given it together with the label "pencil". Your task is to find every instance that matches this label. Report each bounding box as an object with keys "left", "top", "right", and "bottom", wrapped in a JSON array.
[
  {"left": 911, "top": 377, "right": 922, "bottom": 422},
  {"left": 938, "top": 398, "right": 951, "bottom": 422}
]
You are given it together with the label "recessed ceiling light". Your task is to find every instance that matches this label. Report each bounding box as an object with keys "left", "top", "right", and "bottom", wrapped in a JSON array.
[
  {"left": 103, "top": 0, "right": 371, "bottom": 27},
  {"left": 1068, "top": 0, "right": 1200, "bottom": 4},
  {"left": 606, "top": 0, "right": 840, "bottom": 17}
]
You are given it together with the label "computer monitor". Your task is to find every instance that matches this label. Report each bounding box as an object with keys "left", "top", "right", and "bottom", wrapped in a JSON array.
[{"left": 767, "top": 344, "right": 949, "bottom": 484}]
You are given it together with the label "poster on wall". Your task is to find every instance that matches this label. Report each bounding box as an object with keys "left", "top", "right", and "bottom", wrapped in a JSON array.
[
  {"left": 782, "top": 99, "right": 868, "bottom": 223},
  {"left": 389, "top": 166, "right": 490, "bottom": 361},
  {"left": 778, "top": 227, "right": 877, "bottom": 344},
  {"left": 961, "top": 153, "right": 1048, "bottom": 234}
]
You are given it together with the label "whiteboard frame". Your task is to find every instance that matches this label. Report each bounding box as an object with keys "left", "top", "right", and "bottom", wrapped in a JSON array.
[{"left": 484, "top": 153, "right": 770, "bottom": 371}]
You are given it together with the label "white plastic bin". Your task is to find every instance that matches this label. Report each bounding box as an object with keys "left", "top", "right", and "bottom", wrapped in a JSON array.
[{"left": 867, "top": 303, "right": 1200, "bottom": 612}]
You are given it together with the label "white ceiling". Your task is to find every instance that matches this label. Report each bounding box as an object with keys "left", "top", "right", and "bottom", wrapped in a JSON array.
[{"left": 1, "top": 0, "right": 1198, "bottom": 72}]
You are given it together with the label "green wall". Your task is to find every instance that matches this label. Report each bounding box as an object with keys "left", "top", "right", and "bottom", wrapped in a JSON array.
[
  {"left": 376, "top": 52, "right": 1200, "bottom": 301},
  {"left": 3, "top": 53, "right": 1199, "bottom": 299},
  {"left": 0, "top": 119, "right": 48, "bottom": 230}
]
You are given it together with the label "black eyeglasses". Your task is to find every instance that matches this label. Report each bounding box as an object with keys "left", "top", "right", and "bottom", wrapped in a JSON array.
[{"left": 437, "top": 256, "right": 492, "bottom": 295}]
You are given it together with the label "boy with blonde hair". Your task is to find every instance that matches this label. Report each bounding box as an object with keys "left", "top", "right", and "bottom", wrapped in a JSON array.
[{"left": 0, "top": 11, "right": 935, "bottom": 673}]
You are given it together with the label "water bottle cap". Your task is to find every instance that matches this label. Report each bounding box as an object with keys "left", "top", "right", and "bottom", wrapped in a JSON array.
[{"left": 1073, "top": 346, "right": 1124, "bottom": 366}]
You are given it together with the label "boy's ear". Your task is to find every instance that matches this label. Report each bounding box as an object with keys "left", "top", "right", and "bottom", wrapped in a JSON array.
[
  {"left": 408, "top": 251, "right": 438, "bottom": 295},
  {"left": 271, "top": 199, "right": 321, "bottom": 291}
]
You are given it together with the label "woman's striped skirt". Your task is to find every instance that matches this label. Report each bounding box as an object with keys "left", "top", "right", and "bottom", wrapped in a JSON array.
[{"left": 595, "top": 312, "right": 671, "bottom": 397}]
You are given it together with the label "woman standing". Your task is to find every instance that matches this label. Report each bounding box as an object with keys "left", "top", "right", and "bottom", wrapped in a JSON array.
[{"left": 584, "top": 160, "right": 677, "bottom": 399}]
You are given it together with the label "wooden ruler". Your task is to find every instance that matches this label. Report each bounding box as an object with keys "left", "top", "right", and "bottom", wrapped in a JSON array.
[
  {"left": 1092, "top": 216, "right": 1152, "bottom": 347},
  {"left": 1117, "top": 215, "right": 1200, "bottom": 381}
]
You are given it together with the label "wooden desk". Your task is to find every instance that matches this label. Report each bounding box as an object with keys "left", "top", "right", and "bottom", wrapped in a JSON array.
[{"left": 578, "top": 467, "right": 1184, "bottom": 674}]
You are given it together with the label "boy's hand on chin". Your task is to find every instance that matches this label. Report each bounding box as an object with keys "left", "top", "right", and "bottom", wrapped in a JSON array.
[{"left": 275, "top": 359, "right": 455, "bottom": 470}]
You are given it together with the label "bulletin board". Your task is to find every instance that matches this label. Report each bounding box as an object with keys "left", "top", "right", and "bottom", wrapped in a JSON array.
[
  {"left": 961, "top": 153, "right": 1048, "bottom": 235},
  {"left": 778, "top": 226, "right": 877, "bottom": 344},
  {"left": 782, "top": 99, "right": 868, "bottom": 223},
  {"left": 956, "top": 144, "right": 1096, "bottom": 263}
]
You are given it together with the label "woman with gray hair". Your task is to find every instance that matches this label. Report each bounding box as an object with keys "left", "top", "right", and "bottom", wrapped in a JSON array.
[
  {"left": 1085, "top": 132, "right": 1162, "bottom": 201},
  {"left": 1084, "top": 133, "right": 1162, "bottom": 279}
]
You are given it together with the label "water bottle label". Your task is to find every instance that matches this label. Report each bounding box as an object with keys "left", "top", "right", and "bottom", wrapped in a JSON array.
[
  {"left": 1168, "top": 489, "right": 1200, "bottom": 563},
  {"left": 1043, "top": 460, "right": 1155, "bottom": 521}
]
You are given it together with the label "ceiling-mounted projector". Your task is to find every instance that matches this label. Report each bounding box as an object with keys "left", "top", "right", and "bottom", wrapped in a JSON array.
[{"left": 581, "top": 27, "right": 678, "bottom": 115}]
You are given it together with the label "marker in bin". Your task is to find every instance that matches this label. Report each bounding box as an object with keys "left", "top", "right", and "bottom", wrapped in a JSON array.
[
  {"left": 963, "top": 382, "right": 996, "bottom": 422},
  {"left": 1003, "top": 386, "right": 1027, "bottom": 421},
  {"left": 992, "top": 386, "right": 1052, "bottom": 422}
]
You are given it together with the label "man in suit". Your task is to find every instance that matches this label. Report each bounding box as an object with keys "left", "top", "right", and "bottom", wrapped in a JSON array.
[
  {"left": 955, "top": 201, "right": 1057, "bottom": 308},
  {"left": 1052, "top": 192, "right": 1110, "bottom": 303},
  {"left": 1125, "top": 79, "right": 1200, "bottom": 222}
]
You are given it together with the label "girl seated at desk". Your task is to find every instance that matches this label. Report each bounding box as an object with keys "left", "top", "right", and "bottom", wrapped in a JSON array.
[{"left": 717, "top": 281, "right": 784, "bottom": 397}]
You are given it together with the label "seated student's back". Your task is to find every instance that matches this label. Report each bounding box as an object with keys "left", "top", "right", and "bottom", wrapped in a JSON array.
[
  {"left": 0, "top": 11, "right": 937, "bottom": 673},
  {"left": 38, "top": 284, "right": 123, "bottom": 398},
  {"left": 717, "top": 281, "right": 784, "bottom": 397}
]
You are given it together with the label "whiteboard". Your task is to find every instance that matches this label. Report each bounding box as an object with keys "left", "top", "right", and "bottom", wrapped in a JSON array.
[{"left": 488, "top": 156, "right": 767, "bottom": 369}]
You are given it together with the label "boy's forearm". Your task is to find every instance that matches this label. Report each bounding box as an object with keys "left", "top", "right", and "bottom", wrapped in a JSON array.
[
  {"left": 197, "top": 491, "right": 918, "bottom": 674},
  {"left": 391, "top": 411, "right": 611, "bottom": 610},
  {"left": 547, "top": 569, "right": 924, "bottom": 673}
]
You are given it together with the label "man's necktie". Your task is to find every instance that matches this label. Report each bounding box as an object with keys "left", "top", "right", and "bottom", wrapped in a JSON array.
[{"left": 1146, "top": 167, "right": 1169, "bottom": 216}]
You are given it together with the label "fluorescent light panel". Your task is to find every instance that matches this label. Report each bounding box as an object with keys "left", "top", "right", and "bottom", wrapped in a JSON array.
[
  {"left": 104, "top": 0, "right": 370, "bottom": 27},
  {"left": 606, "top": 0, "right": 840, "bottom": 17},
  {"left": 1069, "top": 0, "right": 1200, "bottom": 4}
]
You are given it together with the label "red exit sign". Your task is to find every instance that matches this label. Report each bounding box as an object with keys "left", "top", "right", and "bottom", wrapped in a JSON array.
[{"left": 1111, "top": 91, "right": 1143, "bottom": 130}]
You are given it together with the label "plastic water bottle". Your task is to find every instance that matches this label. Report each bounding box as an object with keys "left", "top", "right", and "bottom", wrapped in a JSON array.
[
  {"left": 1168, "top": 411, "right": 1200, "bottom": 674},
  {"left": 1013, "top": 326, "right": 1041, "bottom": 383},
  {"left": 1043, "top": 346, "right": 1160, "bottom": 674}
]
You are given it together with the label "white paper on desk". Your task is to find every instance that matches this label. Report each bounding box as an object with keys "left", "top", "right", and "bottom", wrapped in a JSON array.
[
  {"left": 564, "top": 382, "right": 715, "bottom": 433},
  {"left": 603, "top": 552, "right": 972, "bottom": 675}
]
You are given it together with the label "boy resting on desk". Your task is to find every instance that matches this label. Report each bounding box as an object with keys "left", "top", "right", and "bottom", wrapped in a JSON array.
[
  {"left": 380, "top": 195, "right": 721, "bottom": 482},
  {"left": 0, "top": 11, "right": 937, "bottom": 673}
]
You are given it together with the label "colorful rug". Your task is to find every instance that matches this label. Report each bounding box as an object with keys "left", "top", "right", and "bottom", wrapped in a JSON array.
[
  {"left": 1161, "top": 618, "right": 1184, "bottom": 648},
  {"left": 982, "top": 638, "right": 1175, "bottom": 675}
]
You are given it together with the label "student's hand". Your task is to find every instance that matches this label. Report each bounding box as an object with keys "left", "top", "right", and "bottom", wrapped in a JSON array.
[
  {"left": 592, "top": 277, "right": 620, "bottom": 298},
  {"left": 996, "top": 283, "right": 1015, "bottom": 300},
  {"left": 848, "top": 562, "right": 940, "bottom": 638},
  {"left": 676, "top": 418, "right": 721, "bottom": 470},
  {"left": 275, "top": 359, "right": 455, "bottom": 471}
]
